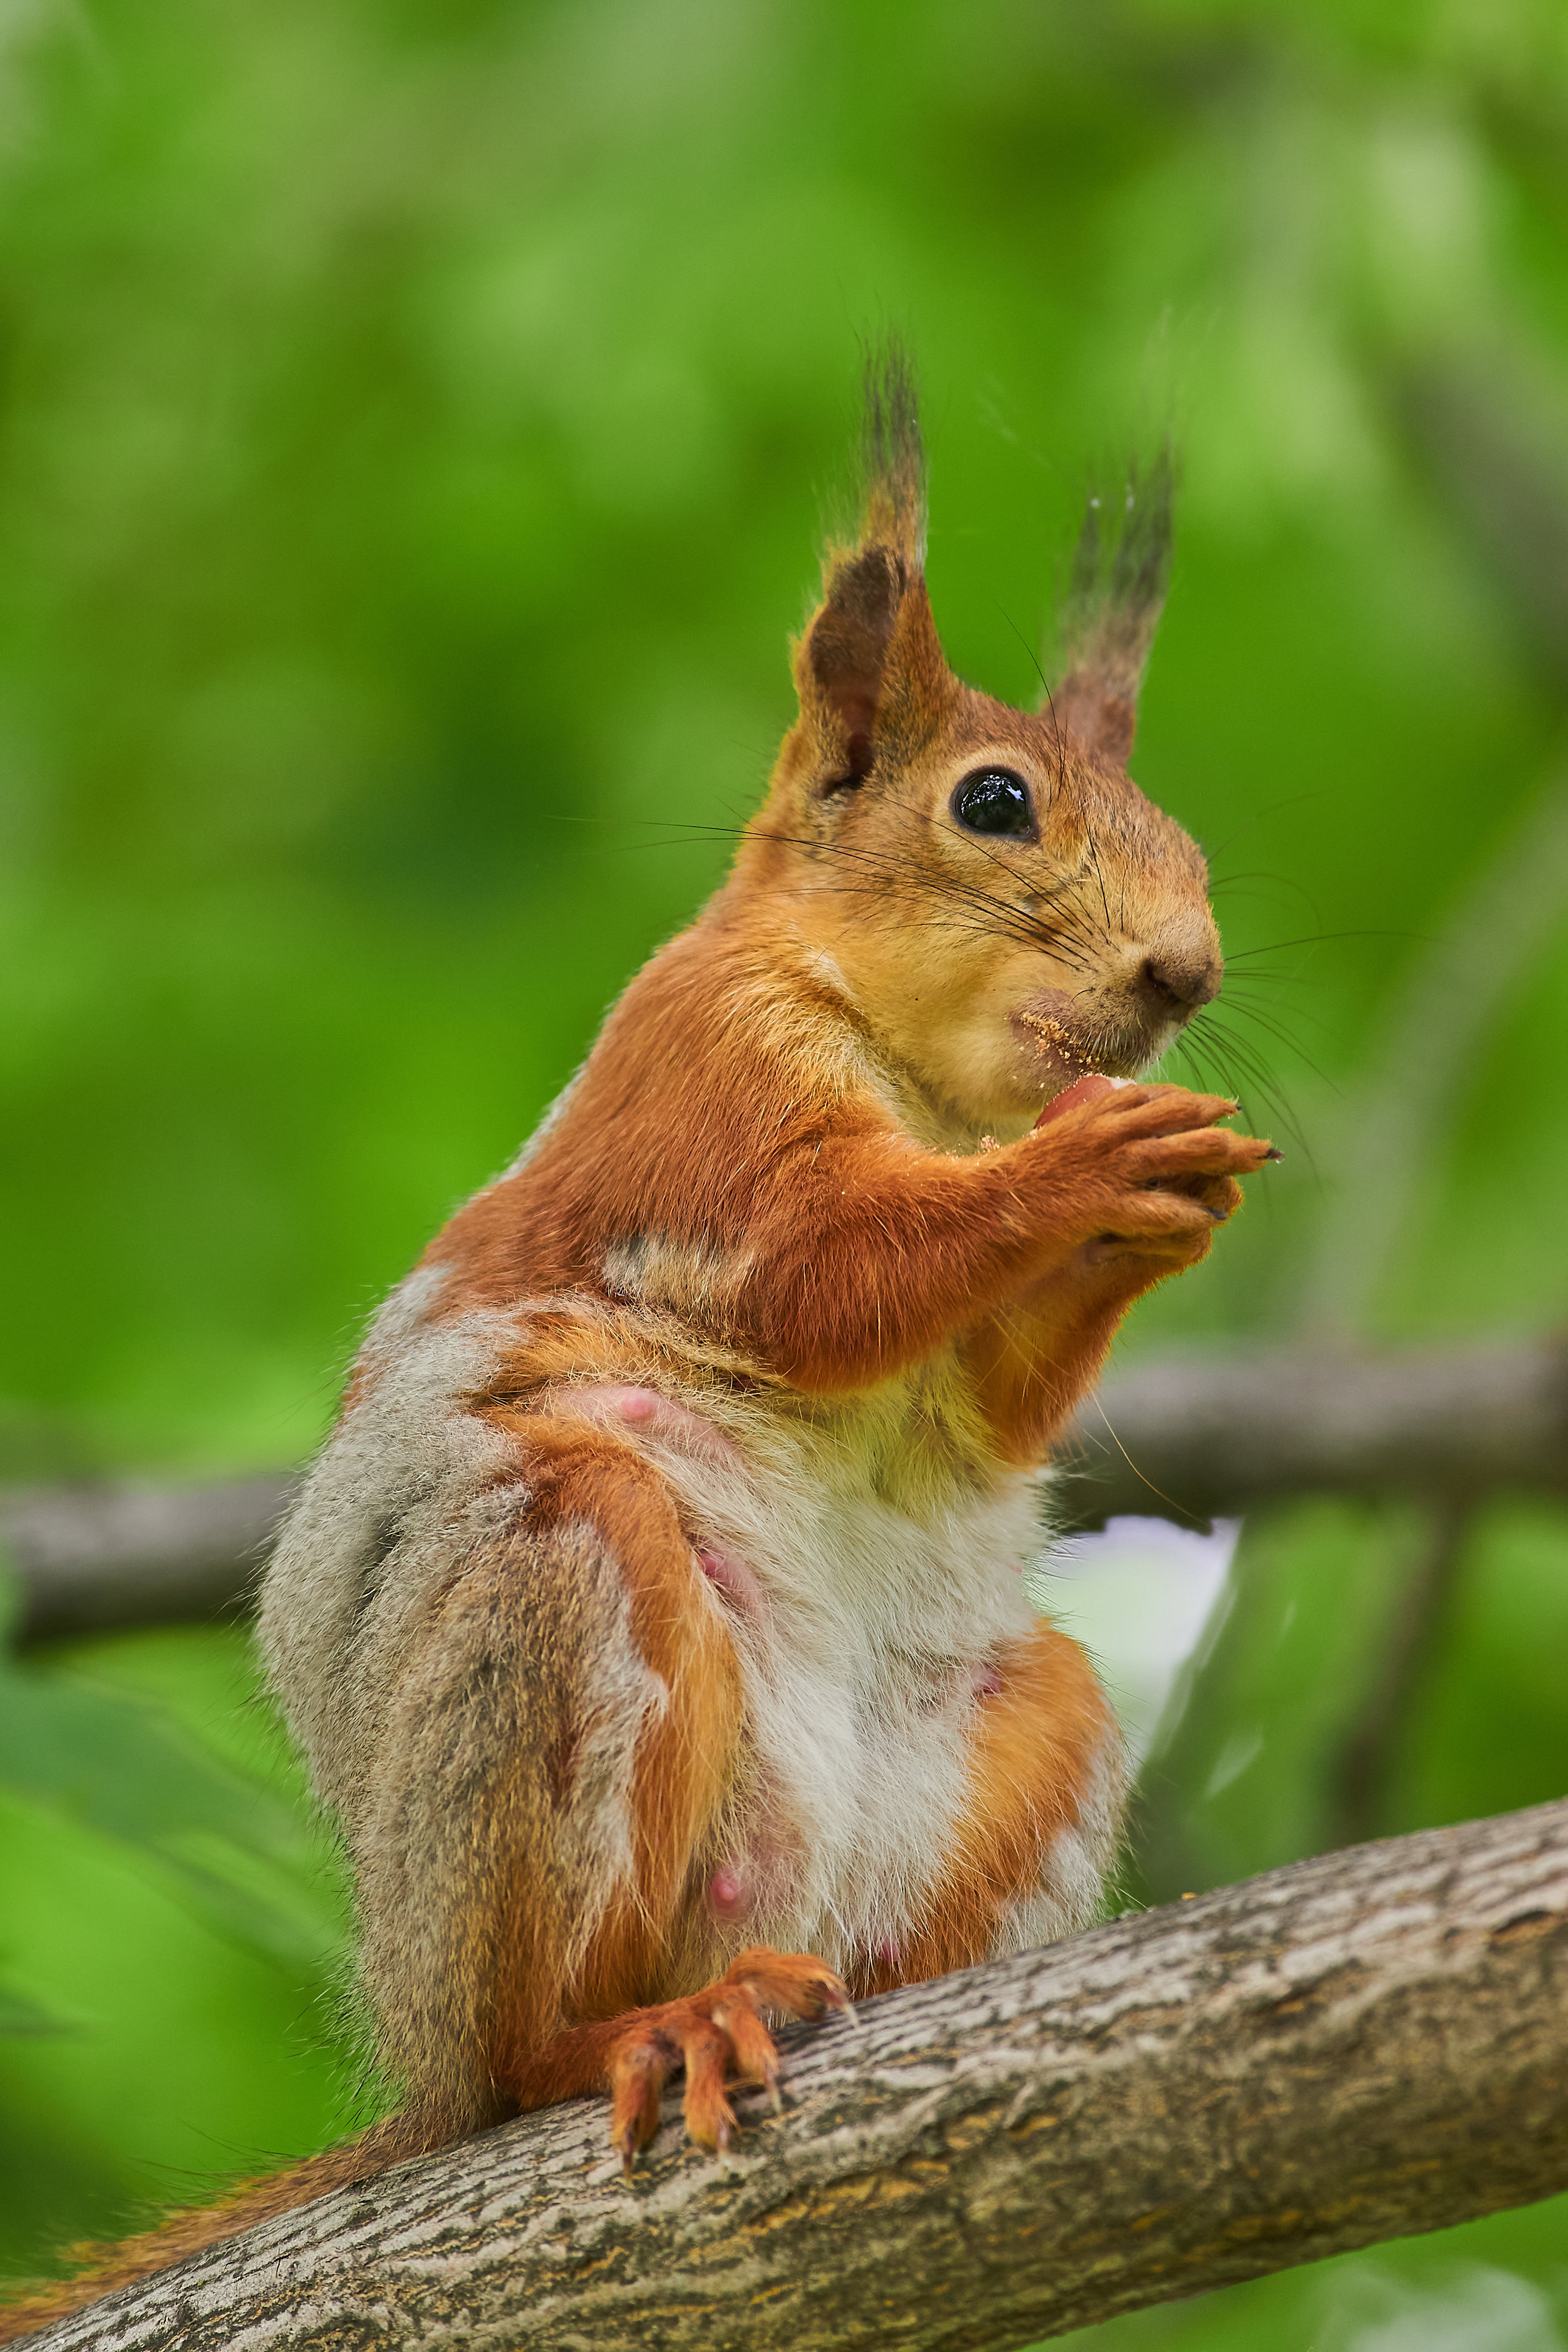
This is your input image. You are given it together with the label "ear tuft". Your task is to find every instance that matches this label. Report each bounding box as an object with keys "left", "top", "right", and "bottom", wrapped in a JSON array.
[
  {"left": 785, "top": 345, "right": 955, "bottom": 793},
  {"left": 859, "top": 336, "right": 926, "bottom": 566},
  {"left": 1047, "top": 445, "right": 1174, "bottom": 763}
]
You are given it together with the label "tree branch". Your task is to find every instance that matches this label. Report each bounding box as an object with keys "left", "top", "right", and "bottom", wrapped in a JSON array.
[
  {"left": 4, "top": 1339, "right": 1566, "bottom": 1642},
  {"left": 0, "top": 1474, "right": 295, "bottom": 1643},
  {"left": 1054, "top": 1333, "right": 1568, "bottom": 1532},
  {"left": 1330, "top": 1498, "right": 1474, "bottom": 1850},
  {"left": 20, "top": 1797, "right": 1568, "bottom": 2351}
]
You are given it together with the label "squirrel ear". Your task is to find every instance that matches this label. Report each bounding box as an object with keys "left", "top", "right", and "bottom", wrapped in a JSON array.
[
  {"left": 797, "top": 542, "right": 909, "bottom": 782},
  {"left": 792, "top": 341, "right": 956, "bottom": 787},
  {"left": 1046, "top": 448, "right": 1174, "bottom": 766}
]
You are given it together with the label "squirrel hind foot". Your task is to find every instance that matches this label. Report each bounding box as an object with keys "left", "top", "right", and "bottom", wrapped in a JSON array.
[{"left": 608, "top": 1946, "right": 851, "bottom": 2176}]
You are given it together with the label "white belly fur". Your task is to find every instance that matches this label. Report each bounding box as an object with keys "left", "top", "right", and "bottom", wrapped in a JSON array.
[{"left": 617, "top": 1381, "right": 1048, "bottom": 1972}]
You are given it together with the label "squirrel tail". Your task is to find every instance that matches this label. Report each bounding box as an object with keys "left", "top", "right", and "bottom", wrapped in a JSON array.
[{"left": 0, "top": 2110, "right": 429, "bottom": 2344}]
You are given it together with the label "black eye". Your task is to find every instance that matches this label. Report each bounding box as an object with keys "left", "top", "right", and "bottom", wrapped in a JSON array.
[{"left": 950, "top": 767, "right": 1036, "bottom": 838}]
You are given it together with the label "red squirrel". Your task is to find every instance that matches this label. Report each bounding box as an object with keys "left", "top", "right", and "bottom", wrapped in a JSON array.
[{"left": 1, "top": 353, "right": 1271, "bottom": 2336}]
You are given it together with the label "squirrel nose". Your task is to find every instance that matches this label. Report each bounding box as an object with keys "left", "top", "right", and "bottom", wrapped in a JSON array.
[{"left": 1139, "top": 944, "right": 1221, "bottom": 1016}]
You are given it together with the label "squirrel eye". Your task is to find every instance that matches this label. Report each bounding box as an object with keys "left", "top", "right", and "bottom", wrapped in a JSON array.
[{"left": 951, "top": 767, "right": 1036, "bottom": 839}]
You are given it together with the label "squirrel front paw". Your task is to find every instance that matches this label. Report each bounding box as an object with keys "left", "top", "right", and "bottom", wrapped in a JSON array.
[
  {"left": 1025, "top": 1079, "right": 1276, "bottom": 1268},
  {"left": 606, "top": 1946, "right": 852, "bottom": 2175}
]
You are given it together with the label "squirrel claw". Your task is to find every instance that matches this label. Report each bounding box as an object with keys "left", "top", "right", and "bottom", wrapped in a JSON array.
[{"left": 603, "top": 1945, "right": 841, "bottom": 2171}]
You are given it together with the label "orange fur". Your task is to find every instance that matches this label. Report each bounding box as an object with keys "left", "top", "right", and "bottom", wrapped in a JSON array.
[
  {"left": 7, "top": 358, "right": 1274, "bottom": 2338},
  {"left": 508, "top": 1947, "right": 848, "bottom": 2169},
  {"left": 861, "top": 1623, "right": 1119, "bottom": 1995},
  {"left": 0, "top": 2118, "right": 426, "bottom": 2343},
  {"left": 959, "top": 1157, "right": 1243, "bottom": 1466},
  {"left": 485, "top": 1409, "right": 744, "bottom": 2072},
  {"left": 425, "top": 930, "right": 1259, "bottom": 1396}
]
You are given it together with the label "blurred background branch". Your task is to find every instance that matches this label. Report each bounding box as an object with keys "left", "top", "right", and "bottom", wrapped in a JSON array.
[
  {"left": 5, "top": 1336, "right": 1566, "bottom": 1642},
  {"left": 1, "top": 1476, "right": 295, "bottom": 1646}
]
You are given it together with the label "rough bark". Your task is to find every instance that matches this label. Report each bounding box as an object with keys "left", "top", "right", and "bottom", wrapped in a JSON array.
[
  {"left": 5, "top": 1339, "right": 1566, "bottom": 1642},
  {"left": 18, "top": 1798, "right": 1568, "bottom": 2352}
]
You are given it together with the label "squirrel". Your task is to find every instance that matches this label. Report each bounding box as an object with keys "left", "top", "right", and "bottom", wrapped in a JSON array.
[{"left": 0, "top": 349, "right": 1272, "bottom": 2339}]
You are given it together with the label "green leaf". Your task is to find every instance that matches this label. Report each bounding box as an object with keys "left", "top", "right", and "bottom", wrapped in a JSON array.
[
  {"left": 0, "top": 1571, "right": 341, "bottom": 1971},
  {"left": 0, "top": 1979, "right": 83, "bottom": 2040}
]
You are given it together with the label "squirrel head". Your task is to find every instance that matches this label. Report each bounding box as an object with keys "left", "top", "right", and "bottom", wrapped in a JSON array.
[{"left": 735, "top": 345, "right": 1222, "bottom": 1140}]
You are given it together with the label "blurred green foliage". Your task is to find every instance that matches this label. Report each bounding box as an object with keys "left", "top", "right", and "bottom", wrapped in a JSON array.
[
  {"left": 2, "top": 0, "right": 1567, "bottom": 2338},
  {"left": 0, "top": 1596, "right": 349, "bottom": 2270}
]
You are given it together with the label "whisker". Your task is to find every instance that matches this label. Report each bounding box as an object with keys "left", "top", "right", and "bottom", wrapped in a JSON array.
[
  {"left": 1214, "top": 983, "right": 1338, "bottom": 1042},
  {"left": 1201, "top": 789, "right": 1329, "bottom": 862},
  {"left": 1225, "top": 929, "right": 1417, "bottom": 960},
  {"left": 1214, "top": 969, "right": 1316, "bottom": 988},
  {"left": 993, "top": 601, "right": 1053, "bottom": 705},
  {"left": 1083, "top": 818, "right": 1115, "bottom": 932},
  {"left": 1182, "top": 1012, "right": 1316, "bottom": 1161},
  {"left": 1213, "top": 997, "right": 1338, "bottom": 1084},
  {"left": 625, "top": 798, "right": 1116, "bottom": 973}
]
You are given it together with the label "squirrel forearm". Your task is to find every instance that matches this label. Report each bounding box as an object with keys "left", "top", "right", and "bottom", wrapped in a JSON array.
[
  {"left": 959, "top": 1251, "right": 1193, "bottom": 1465},
  {"left": 718, "top": 1132, "right": 1072, "bottom": 1392},
  {"left": 719, "top": 1094, "right": 1247, "bottom": 1396},
  {"left": 720, "top": 1122, "right": 1156, "bottom": 1393}
]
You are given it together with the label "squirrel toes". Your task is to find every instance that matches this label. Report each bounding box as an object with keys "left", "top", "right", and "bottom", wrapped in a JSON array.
[{"left": 1, "top": 352, "right": 1272, "bottom": 2337}]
